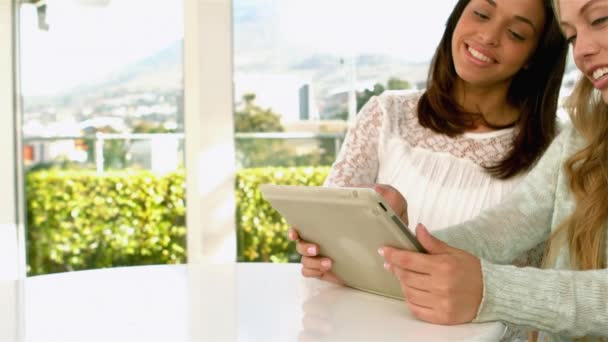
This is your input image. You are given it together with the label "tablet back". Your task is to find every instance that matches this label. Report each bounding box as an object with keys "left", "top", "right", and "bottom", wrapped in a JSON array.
[{"left": 260, "top": 184, "right": 424, "bottom": 299}]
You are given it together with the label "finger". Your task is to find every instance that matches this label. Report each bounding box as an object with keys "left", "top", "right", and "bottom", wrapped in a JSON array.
[
  {"left": 301, "top": 256, "right": 332, "bottom": 272},
  {"left": 380, "top": 247, "right": 436, "bottom": 274},
  {"left": 405, "top": 301, "right": 441, "bottom": 324},
  {"left": 288, "top": 227, "right": 300, "bottom": 241},
  {"left": 373, "top": 184, "right": 408, "bottom": 225},
  {"left": 302, "top": 267, "right": 324, "bottom": 278},
  {"left": 392, "top": 266, "right": 433, "bottom": 292},
  {"left": 296, "top": 240, "right": 320, "bottom": 256},
  {"left": 416, "top": 224, "right": 451, "bottom": 255},
  {"left": 401, "top": 284, "right": 436, "bottom": 309},
  {"left": 319, "top": 271, "right": 344, "bottom": 285}
]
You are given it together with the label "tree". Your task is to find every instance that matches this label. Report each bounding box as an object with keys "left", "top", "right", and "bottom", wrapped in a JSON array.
[
  {"left": 387, "top": 77, "right": 412, "bottom": 90},
  {"left": 234, "top": 93, "right": 283, "bottom": 133},
  {"left": 357, "top": 77, "right": 412, "bottom": 112},
  {"left": 357, "top": 83, "right": 386, "bottom": 112},
  {"left": 234, "top": 94, "right": 291, "bottom": 168}
]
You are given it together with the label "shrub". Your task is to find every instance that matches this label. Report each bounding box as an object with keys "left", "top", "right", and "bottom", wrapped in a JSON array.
[
  {"left": 26, "top": 169, "right": 187, "bottom": 275},
  {"left": 236, "top": 166, "right": 329, "bottom": 262},
  {"left": 25, "top": 166, "right": 329, "bottom": 275}
]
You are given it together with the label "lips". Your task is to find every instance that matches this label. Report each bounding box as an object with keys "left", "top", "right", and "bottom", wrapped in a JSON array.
[
  {"left": 591, "top": 67, "right": 608, "bottom": 81},
  {"left": 464, "top": 43, "right": 497, "bottom": 65},
  {"left": 586, "top": 65, "right": 608, "bottom": 90}
]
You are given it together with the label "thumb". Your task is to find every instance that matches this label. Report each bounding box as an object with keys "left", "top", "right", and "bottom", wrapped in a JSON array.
[{"left": 416, "top": 223, "right": 451, "bottom": 255}]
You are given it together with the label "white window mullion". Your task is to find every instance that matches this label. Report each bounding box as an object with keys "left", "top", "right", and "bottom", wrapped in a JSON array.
[
  {"left": 0, "top": 0, "right": 25, "bottom": 280},
  {"left": 0, "top": 1, "right": 25, "bottom": 341},
  {"left": 184, "top": 0, "right": 236, "bottom": 263}
]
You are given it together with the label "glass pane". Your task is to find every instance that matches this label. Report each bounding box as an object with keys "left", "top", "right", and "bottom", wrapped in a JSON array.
[
  {"left": 20, "top": 0, "right": 186, "bottom": 275},
  {"left": 233, "top": 0, "right": 457, "bottom": 263},
  {"left": 233, "top": 0, "right": 578, "bottom": 263}
]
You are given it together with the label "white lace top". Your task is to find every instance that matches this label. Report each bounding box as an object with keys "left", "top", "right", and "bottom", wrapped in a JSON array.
[{"left": 324, "top": 90, "right": 523, "bottom": 231}]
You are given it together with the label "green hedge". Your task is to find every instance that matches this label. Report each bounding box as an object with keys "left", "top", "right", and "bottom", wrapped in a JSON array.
[
  {"left": 26, "top": 169, "right": 187, "bottom": 275},
  {"left": 25, "top": 166, "right": 329, "bottom": 275},
  {"left": 236, "top": 167, "right": 329, "bottom": 262}
]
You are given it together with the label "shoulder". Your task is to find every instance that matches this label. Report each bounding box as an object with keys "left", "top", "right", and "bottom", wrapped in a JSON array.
[
  {"left": 542, "top": 122, "right": 584, "bottom": 163},
  {"left": 375, "top": 89, "right": 422, "bottom": 110},
  {"left": 369, "top": 89, "right": 423, "bottom": 123},
  {"left": 556, "top": 122, "right": 584, "bottom": 149}
]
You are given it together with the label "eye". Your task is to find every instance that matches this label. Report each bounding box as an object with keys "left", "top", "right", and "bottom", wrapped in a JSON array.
[
  {"left": 508, "top": 30, "right": 525, "bottom": 41},
  {"left": 566, "top": 35, "right": 577, "bottom": 45},
  {"left": 591, "top": 16, "right": 608, "bottom": 26},
  {"left": 474, "top": 10, "right": 489, "bottom": 20}
]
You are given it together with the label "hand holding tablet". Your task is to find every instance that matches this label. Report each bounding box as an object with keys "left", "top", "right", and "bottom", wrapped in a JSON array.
[{"left": 260, "top": 184, "right": 425, "bottom": 299}]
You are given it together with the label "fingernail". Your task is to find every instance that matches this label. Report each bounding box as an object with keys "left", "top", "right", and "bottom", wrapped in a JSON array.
[
  {"left": 416, "top": 223, "right": 427, "bottom": 232},
  {"left": 288, "top": 231, "right": 294, "bottom": 240},
  {"left": 377, "top": 247, "right": 384, "bottom": 256},
  {"left": 307, "top": 246, "right": 317, "bottom": 255},
  {"left": 383, "top": 262, "right": 391, "bottom": 271},
  {"left": 321, "top": 259, "right": 331, "bottom": 269}
]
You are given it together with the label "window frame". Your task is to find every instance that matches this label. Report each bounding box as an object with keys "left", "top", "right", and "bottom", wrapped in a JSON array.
[
  {"left": 1, "top": 0, "right": 26, "bottom": 280},
  {"left": 184, "top": 0, "right": 237, "bottom": 263}
]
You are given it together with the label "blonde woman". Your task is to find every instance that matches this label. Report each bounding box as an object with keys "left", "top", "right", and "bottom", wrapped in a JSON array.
[{"left": 374, "top": 0, "right": 607, "bottom": 340}]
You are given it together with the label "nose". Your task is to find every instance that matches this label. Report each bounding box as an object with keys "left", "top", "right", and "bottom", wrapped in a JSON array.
[
  {"left": 573, "top": 30, "right": 600, "bottom": 62},
  {"left": 478, "top": 22, "right": 501, "bottom": 46}
]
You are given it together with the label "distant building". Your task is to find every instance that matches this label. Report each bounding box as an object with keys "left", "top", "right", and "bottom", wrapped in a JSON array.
[{"left": 299, "top": 84, "right": 310, "bottom": 120}]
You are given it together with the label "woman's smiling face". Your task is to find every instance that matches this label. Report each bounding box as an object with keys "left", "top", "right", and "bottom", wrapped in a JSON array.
[
  {"left": 558, "top": 0, "right": 608, "bottom": 104},
  {"left": 451, "top": 0, "right": 546, "bottom": 89}
]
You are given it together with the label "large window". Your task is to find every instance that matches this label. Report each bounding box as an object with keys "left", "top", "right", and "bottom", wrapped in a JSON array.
[
  {"left": 233, "top": 0, "right": 460, "bottom": 262},
  {"left": 233, "top": 0, "right": 579, "bottom": 263},
  {"left": 19, "top": 0, "right": 186, "bottom": 275}
]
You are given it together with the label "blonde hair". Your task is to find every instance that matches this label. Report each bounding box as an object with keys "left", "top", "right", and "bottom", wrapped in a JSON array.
[
  {"left": 544, "top": 78, "right": 608, "bottom": 270},
  {"left": 545, "top": 0, "right": 608, "bottom": 271},
  {"left": 534, "top": 2, "right": 608, "bottom": 341}
]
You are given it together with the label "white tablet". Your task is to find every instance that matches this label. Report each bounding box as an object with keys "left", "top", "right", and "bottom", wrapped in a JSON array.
[{"left": 259, "top": 184, "right": 426, "bottom": 299}]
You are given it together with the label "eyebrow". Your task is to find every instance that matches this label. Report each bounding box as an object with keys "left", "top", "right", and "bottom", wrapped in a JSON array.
[
  {"left": 580, "top": 0, "right": 601, "bottom": 15},
  {"left": 485, "top": 0, "right": 538, "bottom": 33},
  {"left": 559, "top": 0, "right": 601, "bottom": 27}
]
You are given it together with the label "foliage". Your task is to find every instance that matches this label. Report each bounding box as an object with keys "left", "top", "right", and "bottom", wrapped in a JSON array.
[
  {"left": 236, "top": 166, "right": 330, "bottom": 262},
  {"left": 132, "top": 121, "right": 176, "bottom": 133},
  {"left": 358, "top": 77, "right": 412, "bottom": 111},
  {"left": 234, "top": 93, "right": 284, "bottom": 133},
  {"left": 387, "top": 77, "right": 412, "bottom": 90},
  {"left": 26, "top": 169, "right": 186, "bottom": 275},
  {"left": 336, "top": 76, "right": 412, "bottom": 120},
  {"left": 234, "top": 93, "right": 335, "bottom": 168},
  {"left": 82, "top": 125, "right": 128, "bottom": 169},
  {"left": 25, "top": 165, "right": 330, "bottom": 274}
]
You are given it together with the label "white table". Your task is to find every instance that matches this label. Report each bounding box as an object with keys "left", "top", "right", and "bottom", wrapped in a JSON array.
[{"left": 1, "top": 263, "right": 505, "bottom": 341}]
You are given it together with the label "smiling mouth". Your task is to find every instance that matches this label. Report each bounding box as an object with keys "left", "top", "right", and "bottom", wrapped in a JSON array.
[
  {"left": 466, "top": 44, "right": 495, "bottom": 64},
  {"left": 592, "top": 67, "right": 608, "bottom": 81}
]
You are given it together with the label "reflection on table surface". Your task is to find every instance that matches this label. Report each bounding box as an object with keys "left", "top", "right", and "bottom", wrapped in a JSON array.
[{"left": 0, "top": 263, "right": 505, "bottom": 342}]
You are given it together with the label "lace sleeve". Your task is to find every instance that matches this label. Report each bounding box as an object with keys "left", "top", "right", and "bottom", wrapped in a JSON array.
[{"left": 324, "top": 96, "right": 384, "bottom": 187}]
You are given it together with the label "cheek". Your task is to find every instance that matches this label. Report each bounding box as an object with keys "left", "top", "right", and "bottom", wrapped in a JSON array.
[
  {"left": 503, "top": 43, "right": 536, "bottom": 69},
  {"left": 573, "top": 52, "right": 585, "bottom": 73}
]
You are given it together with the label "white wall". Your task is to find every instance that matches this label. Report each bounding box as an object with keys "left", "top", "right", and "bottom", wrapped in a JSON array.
[{"left": 184, "top": 0, "right": 236, "bottom": 263}]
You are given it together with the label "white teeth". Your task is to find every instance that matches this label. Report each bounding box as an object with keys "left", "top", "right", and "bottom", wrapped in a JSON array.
[
  {"left": 468, "top": 46, "right": 493, "bottom": 63},
  {"left": 592, "top": 67, "right": 608, "bottom": 81}
]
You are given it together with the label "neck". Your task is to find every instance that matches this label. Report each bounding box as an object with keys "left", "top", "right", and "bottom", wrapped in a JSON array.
[{"left": 453, "top": 79, "right": 520, "bottom": 132}]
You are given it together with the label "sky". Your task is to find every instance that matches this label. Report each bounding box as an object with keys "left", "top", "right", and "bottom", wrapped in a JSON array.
[
  {"left": 277, "top": 0, "right": 457, "bottom": 58},
  {"left": 19, "top": 0, "right": 184, "bottom": 97},
  {"left": 19, "top": 0, "right": 457, "bottom": 97}
]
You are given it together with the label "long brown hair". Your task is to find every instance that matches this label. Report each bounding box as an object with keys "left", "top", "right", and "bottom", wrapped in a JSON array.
[{"left": 417, "top": 0, "right": 568, "bottom": 179}]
